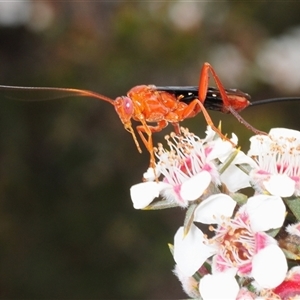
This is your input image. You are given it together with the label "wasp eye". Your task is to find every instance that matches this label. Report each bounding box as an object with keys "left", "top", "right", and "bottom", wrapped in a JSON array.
[{"left": 123, "top": 96, "right": 133, "bottom": 115}]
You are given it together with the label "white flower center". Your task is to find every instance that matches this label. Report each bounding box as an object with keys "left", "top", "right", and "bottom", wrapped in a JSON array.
[{"left": 206, "top": 214, "right": 255, "bottom": 268}]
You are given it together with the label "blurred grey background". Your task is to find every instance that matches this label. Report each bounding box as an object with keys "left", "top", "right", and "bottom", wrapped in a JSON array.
[{"left": 0, "top": 1, "right": 300, "bottom": 298}]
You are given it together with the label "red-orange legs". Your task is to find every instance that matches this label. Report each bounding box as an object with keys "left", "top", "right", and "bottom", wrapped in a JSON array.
[
  {"left": 171, "top": 122, "right": 181, "bottom": 135},
  {"left": 171, "top": 93, "right": 234, "bottom": 144},
  {"left": 199, "top": 62, "right": 267, "bottom": 137},
  {"left": 226, "top": 106, "right": 267, "bottom": 136},
  {"left": 137, "top": 120, "right": 168, "bottom": 176}
]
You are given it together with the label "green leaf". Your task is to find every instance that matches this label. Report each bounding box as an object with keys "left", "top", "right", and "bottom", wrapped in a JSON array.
[
  {"left": 168, "top": 243, "right": 174, "bottom": 256},
  {"left": 282, "top": 248, "right": 300, "bottom": 261},
  {"left": 143, "top": 199, "right": 179, "bottom": 210},
  {"left": 183, "top": 203, "right": 198, "bottom": 236},
  {"left": 285, "top": 197, "right": 300, "bottom": 221},
  {"left": 236, "top": 163, "right": 253, "bottom": 175},
  {"left": 230, "top": 192, "right": 248, "bottom": 206},
  {"left": 218, "top": 148, "right": 240, "bottom": 174},
  {"left": 266, "top": 227, "right": 281, "bottom": 238}
]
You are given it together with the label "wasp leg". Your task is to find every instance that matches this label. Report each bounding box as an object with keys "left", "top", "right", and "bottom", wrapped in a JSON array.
[
  {"left": 199, "top": 62, "right": 266, "bottom": 136},
  {"left": 136, "top": 120, "right": 168, "bottom": 169}
]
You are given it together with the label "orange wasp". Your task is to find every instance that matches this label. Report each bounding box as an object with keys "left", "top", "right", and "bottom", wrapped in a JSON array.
[{"left": 1, "top": 62, "right": 297, "bottom": 168}]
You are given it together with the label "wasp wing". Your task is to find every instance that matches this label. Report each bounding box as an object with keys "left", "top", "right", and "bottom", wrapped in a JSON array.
[{"left": 156, "top": 86, "right": 252, "bottom": 113}]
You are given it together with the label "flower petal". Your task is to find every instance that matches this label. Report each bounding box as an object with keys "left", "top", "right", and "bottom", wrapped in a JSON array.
[
  {"left": 180, "top": 171, "right": 211, "bottom": 201},
  {"left": 220, "top": 150, "right": 257, "bottom": 192},
  {"left": 142, "top": 167, "right": 157, "bottom": 181},
  {"left": 173, "top": 264, "right": 200, "bottom": 299},
  {"left": 264, "top": 174, "right": 295, "bottom": 197},
  {"left": 199, "top": 271, "right": 239, "bottom": 300},
  {"left": 221, "top": 164, "right": 251, "bottom": 192},
  {"left": 246, "top": 194, "right": 286, "bottom": 232},
  {"left": 174, "top": 224, "right": 215, "bottom": 277},
  {"left": 206, "top": 139, "right": 234, "bottom": 161},
  {"left": 194, "top": 194, "right": 236, "bottom": 224},
  {"left": 130, "top": 182, "right": 161, "bottom": 209},
  {"left": 251, "top": 244, "right": 287, "bottom": 289},
  {"left": 248, "top": 134, "right": 271, "bottom": 156},
  {"left": 269, "top": 128, "right": 300, "bottom": 140},
  {"left": 203, "top": 126, "right": 216, "bottom": 143}
]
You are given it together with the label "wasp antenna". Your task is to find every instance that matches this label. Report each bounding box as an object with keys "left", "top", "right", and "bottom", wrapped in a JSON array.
[
  {"left": 60, "top": 88, "right": 115, "bottom": 105},
  {"left": 0, "top": 85, "right": 115, "bottom": 105},
  {"left": 250, "top": 97, "right": 300, "bottom": 107}
]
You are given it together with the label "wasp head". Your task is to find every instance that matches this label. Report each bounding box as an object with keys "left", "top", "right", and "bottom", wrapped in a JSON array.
[{"left": 114, "top": 96, "right": 134, "bottom": 125}]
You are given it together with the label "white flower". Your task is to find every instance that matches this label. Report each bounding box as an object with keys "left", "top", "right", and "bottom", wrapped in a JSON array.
[
  {"left": 286, "top": 221, "right": 300, "bottom": 237},
  {"left": 219, "top": 150, "right": 257, "bottom": 192},
  {"left": 248, "top": 128, "right": 300, "bottom": 197},
  {"left": 130, "top": 181, "right": 167, "bottom": 209},
  {"left": 174, "top": 223, "right": 216, "bottom": 276},
  {"left": 155, "top": 127, "right": 227, "bottom": 207},
  {"left": 236, "top": 288, "right": 257, "bottom": 300},
  {"left": 173, "top": 193, "right": 287, "bottom": 289},
  {"left": 130, "top": 126, "right": 251, "bottom": 209},
  {"left": 251, "top": 244, "right": 288, "bottom": 289},
  {"left": 199, "top": 270, "right": 239, "bottom": 300},
  {"left": 173, "top": 264, "right": 200, "bottom": 299}
]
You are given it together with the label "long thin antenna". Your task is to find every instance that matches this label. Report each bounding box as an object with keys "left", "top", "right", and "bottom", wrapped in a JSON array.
[
  {"left": 250, "top": 97, "right": 300, "bottom": 107},
  {"left": 0, "top": 85, "right": 115, "bottom": 105}
]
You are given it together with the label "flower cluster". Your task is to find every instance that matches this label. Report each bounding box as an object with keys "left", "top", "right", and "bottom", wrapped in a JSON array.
[{"left": 130, "top": 127, "right": 300, "bottom": 299}]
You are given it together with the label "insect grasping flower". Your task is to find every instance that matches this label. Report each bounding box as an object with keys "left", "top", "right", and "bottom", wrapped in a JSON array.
[
  {"left": 130, "top": 126, "right": 251, "bottom": 209},
  {"left": 173, "top": 193, "right": 287, "bottom": 291},
  {"left": 248, "top": 128, "right": 300, "bottom": 197}
]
